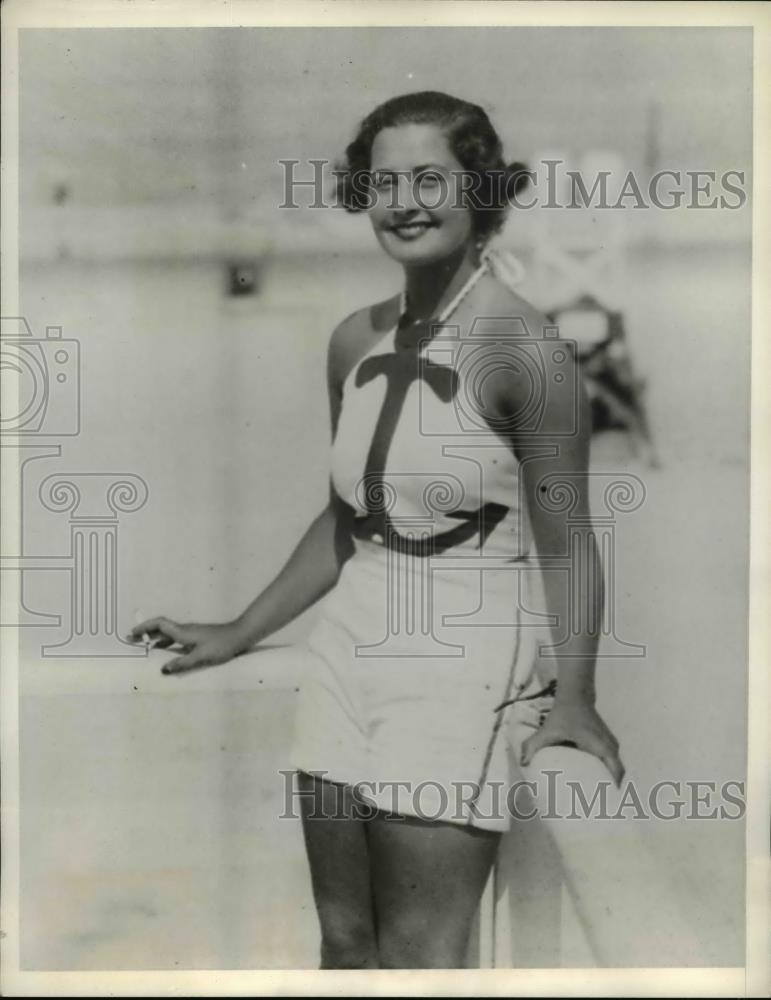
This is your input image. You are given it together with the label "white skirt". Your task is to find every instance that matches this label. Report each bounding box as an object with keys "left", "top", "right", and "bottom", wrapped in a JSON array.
[{"left": 288, "top": 537, "right": 556, "bottom": 832}]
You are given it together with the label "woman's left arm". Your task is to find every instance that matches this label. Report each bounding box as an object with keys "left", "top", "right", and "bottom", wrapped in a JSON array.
[{"left": 490, "top": 319, "right": 625, "bottom": 785}]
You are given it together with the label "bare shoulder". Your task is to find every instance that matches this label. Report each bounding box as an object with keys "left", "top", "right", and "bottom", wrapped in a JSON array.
[
  {"left": 466, "top": 273, "right": 553, "bottom": 341},
  {"left": 467, "top": 273, "right": 583, "bottom": 427},
  {"left": 327, "top": 295, "right": 400, "bottom": 389}
]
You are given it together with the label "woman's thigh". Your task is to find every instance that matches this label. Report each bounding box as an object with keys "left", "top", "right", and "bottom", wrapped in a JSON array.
[
  {"left": 367, "top": 810, "right": 500, "bottom": 969},
  {"left": 297, "top": 771, "right": 378, "bottom": 969}
]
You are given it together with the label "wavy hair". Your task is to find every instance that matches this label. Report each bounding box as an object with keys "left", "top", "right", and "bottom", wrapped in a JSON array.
[{"left": 335, "top": 91, "right": 529, "bottom": 244}]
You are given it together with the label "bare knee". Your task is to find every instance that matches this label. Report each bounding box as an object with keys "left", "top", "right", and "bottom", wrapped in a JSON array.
[
  {"left": 319, "top": 912, "right": 378, "bottom": 969},
  {"left": 378, "top": 915, "right": 469, "bottom": 969}
]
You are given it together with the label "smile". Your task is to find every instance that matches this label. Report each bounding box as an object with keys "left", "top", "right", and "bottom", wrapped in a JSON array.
[{"left": 388, "top": 221, "right": 437, "bottom": 240}]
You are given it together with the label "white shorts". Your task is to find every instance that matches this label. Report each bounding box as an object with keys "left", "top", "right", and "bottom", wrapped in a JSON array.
[{"left": 288, "top": 540, "right": 556, "bottom": 832}]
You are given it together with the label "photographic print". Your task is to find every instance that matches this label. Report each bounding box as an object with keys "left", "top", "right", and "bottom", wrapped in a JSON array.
[{"left": 1, "top": 2, "right": 768, "bottom": 996}]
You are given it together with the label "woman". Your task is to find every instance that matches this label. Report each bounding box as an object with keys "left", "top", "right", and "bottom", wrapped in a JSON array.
[{"left": 131, "top": 92, "right": 624, "bottom": 969}]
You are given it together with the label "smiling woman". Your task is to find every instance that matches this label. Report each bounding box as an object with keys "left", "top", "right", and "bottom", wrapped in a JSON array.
[
  {"left": 131, "top": 90, "right": 622, "bottom": 969},
  {"left": 368, "top": 124, "right": 476, "bottom": 265},
  {"left": 337, "top": 91, "right": 530, "bottom": 256}
]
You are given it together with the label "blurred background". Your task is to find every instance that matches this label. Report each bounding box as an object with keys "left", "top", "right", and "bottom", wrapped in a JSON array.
[{"left": 12, "top": 27, "right": 750, "bottom": 970}]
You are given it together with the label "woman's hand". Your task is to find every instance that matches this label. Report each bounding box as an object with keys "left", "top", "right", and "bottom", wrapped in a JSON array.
[
  {"left": 520, "top": 699, "right": 625, "bottom": 786},
  {"left": 127, "top": 617, "right": 250, "bottom": 674}
]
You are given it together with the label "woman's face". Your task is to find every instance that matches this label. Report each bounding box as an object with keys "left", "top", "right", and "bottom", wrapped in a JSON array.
[{"left": 367, "top": 123, "right": 475, "bottom": 266}]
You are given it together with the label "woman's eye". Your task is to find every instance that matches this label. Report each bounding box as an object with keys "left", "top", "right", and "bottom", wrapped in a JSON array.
[
  {"left": 415, "top": 171, "right": 443, "bottom": 188},
  {"left": 372, "top": 172, "right": 396, "bottom": 191}
]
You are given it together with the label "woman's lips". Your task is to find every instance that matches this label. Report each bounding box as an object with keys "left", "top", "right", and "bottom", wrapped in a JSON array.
[{"left": 387, "top": 221, "right": 437, "bottom": 241}]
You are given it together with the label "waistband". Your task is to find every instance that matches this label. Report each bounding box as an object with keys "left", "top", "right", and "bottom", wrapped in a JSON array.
[{"left": 343, "top": 536, "right": 538, "bottom": 605}]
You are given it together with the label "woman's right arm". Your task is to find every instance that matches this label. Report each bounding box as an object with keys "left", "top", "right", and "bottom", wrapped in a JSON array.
[
  {"left": 227, "top": 487, "right": 354, "bottom": 653},
  {"left": 129, "top": 315, "right": 359, "bottom": 672},
  {"left": 231, "top": 313, "right": 362, "bottom": 649}
]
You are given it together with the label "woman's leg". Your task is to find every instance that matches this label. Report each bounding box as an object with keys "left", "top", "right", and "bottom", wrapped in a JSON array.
[
  {"left": 297, "top": 771, "right": 378, "bottom": 969},
  {"left": 368, "top": 811, "right": 500, "bottom": 969}
]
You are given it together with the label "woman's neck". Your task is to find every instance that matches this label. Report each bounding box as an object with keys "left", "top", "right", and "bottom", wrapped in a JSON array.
[{"left": 402, "top": 243, "right": 482, "bottom": 321}]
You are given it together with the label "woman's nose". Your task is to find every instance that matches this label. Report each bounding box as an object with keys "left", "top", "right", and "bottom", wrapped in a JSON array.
[{"left": 391, "top": 173, "right": 420, "bottom": 213}]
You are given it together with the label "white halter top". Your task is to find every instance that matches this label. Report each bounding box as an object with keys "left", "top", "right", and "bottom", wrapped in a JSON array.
[{"left": 330, "top": 251, "right": 531, "bottom": 561}]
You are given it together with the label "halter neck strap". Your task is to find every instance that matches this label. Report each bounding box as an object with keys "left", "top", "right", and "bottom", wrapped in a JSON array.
[{"left": 397, "top": 248, "right": 525, "bottom": 327}]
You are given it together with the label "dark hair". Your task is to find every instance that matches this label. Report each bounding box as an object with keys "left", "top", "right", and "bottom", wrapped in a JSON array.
[{"left": 335, "top": 91, "right": 529, "bottom": 244}]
